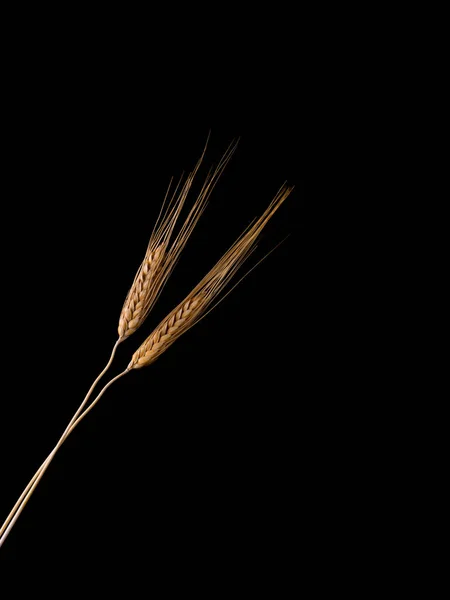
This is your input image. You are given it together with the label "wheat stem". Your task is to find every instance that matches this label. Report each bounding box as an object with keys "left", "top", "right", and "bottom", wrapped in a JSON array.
[
  {"left": 0, "top": 369, "right": 128, "bottom": 548},
  {"left": 0, "top": 340, "right": 121, "bottom": 545}
]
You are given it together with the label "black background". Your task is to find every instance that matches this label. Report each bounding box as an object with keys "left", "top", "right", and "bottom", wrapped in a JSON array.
[{"left": 0, "top": 22, "right": 365, "bottom": 587}]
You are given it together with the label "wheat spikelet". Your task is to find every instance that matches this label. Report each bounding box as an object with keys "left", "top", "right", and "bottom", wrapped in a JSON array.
[
  {"left": 131, "top": 294, "right": 206, "bottom": 367},
  {"left": 117, "top": 136, "right": 238, "bottom": 341},
  {"left": 129, "top": 183, "right": 294, "bottom": 369},
  {"left": 118, "top": 245, "right": 165, "bottom": 339}
]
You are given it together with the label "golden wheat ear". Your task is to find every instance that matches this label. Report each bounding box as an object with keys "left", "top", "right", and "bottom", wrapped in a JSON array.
[
  {"left": 129, "top": 183, "right": 294, "bottom": 369},
  {"left": 118, "top": 136, "right": 239, "bottom": 340}
]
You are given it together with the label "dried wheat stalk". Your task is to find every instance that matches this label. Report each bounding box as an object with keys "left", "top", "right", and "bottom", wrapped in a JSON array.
[
  {"left": 0, "top": 137, "right": 238, "bottom": 547},
  {"left": 0, "top": 154, "right": 292, "bottom": 550}
]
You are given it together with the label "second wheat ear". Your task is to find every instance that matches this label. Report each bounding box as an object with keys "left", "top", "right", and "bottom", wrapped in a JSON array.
[{"left": 0, "top": 146, "right": 293, "bottom": 549}]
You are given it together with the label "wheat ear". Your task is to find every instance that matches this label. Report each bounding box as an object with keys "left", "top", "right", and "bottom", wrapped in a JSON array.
[
  {"left": 0, "top": 139, "right": 238, "bottom": 547},
  {"left": 118, "top": 136, "right": 239, "bottom": 340},
  {"left": 129, "top": 183, "right": 294, "bottom": 369}
]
